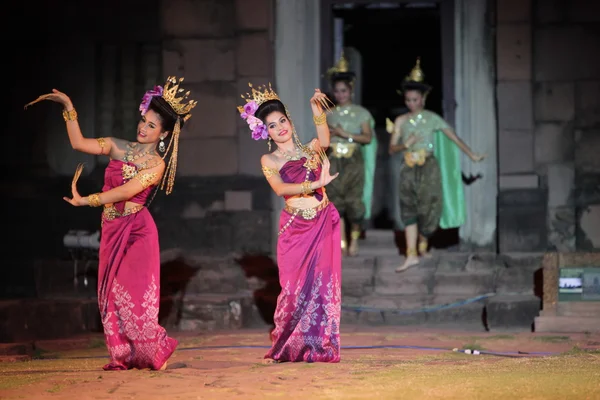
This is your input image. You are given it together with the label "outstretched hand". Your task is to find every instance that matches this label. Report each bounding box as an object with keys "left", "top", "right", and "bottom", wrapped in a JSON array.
[
  {"left": 470, "top": 153, "right": 486, "bottom": 162},
  {"left": 63, "top": 164, "right": 85, "bottom": 206},
  {"left": 24, "top": 89, "right": 73, "bottom": 110},
  {"left": 310, "top": 88, "right": 335, "bottom": 115}
]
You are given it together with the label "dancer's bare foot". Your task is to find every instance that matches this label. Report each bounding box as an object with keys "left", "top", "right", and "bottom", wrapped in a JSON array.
[
  {"left": 159, "top": 362, "right": 167, "bottom": 371},
  {"left": 341, "top": 240, "right": 348, "bottom": 257},
  {"left": 348, "top": 239, "right": 359, "bottom": 257},
  {"left": 395, "top": 255, "right": 419, "bottom": 272},
  {"left": 262, "top": 358, "right": 279, "bottom": 364}
]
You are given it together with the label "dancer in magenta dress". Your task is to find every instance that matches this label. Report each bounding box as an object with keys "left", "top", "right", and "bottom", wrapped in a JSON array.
[
  {"left": 26, "top": 77, "right": 197, "bottom": 370},
  {"left": 238, "top": 83, "right": 342, "bottom": 362}
]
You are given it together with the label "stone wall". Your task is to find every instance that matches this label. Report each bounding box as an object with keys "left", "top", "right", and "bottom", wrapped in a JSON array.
[{"left": 496, "top": 0, "right": 600, "bottom": 251}]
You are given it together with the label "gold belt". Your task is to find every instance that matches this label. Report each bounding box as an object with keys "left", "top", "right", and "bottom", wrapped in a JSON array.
[
  {"left": 404, "top": 149, "right": 429, "bottom": 168},
  {"left": 330, "top": 142, "right": 358, "bottom": 158},
  {"left": 102, "top": 204, "right": 145, "bottom": 221},
  {"left": 280, "top": 198, "right": 330, "bottom": 235}
]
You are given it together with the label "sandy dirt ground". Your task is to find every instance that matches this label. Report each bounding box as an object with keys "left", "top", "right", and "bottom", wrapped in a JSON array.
[{"left": 1, "top": 325, "right": 600, "bottom": 400}]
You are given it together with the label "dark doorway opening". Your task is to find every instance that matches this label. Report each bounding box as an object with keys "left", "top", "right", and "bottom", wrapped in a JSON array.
[{"left": 328, "top": 2, "right": 460, "bottom": 250}]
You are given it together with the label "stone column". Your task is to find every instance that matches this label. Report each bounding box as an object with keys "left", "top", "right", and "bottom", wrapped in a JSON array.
[
  {"left": 454, "top": 0, "right": 498, "bottom": 249},
  {"left": 273, "top": 0, "right": 321, "bottom": 253}
]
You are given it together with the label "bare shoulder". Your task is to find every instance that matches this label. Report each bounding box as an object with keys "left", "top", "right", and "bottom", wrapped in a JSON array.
[
  {"left": 261, "top": 153, "right": 278, "bottom": 167},
  {"left": 109, "top": 137, "right": 130, "bottom": 153},
  {"left": 394, "top": 114, "right": 409, "bottom": 125}
]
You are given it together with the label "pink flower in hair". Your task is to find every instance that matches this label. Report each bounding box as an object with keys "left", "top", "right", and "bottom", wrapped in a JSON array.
[
  {"left": 252, "top": 124, "right": 268, "bottom": 141},
  {"left": 241, "top": 101, "right": 259, "bottom": 119},
  {"left": 139, "top": 85, "right": 164, "bottom": 115}
]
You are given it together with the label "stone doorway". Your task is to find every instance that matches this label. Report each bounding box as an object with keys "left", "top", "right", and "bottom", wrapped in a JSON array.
[{"left": 274, "top": 0, "right": 497, "bottom": 251}]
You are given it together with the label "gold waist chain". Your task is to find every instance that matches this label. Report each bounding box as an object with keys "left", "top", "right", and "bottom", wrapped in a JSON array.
[
  {"left": 404, "top": 149, "right": 429, "bottom": 168},
  {"left": 330, "top": 142, "right": 358, "bottom": 158},
  {"left": 102, "top": 204, "right": 145, "bottom": 222}
]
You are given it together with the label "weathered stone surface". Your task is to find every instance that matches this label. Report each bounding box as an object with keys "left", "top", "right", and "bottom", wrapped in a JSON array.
[
  {"left": 547, "top": 163, "right": 575, "bottom": 207},
  {"left": 534, "top": 82, "right": 575, "bottom": 122},
  {"left": 575, "top": 129, "right": 600, "bottom": 173},
  {"left": 374, "top": 256, "right": 435, "bottom": 295},
  {"left": 534, "top": 26, "right": 600, "bottom": 81},
  {"left": 497, "top": 0, "right": 532, "bottom": 22},
  {"left": 534, "top": 123, "right": 575, "bottom": 165},
  {"left": 498, "top": 189, "right": 548, "bottom": 252},
  {"left": 578, "top": 205, "right": 600, "bottom": 250},
  {"left": 177, "top": 138, "right": 238, "bottom": 176},
  {"left": 499, "top": 174, "right": 539, "bottom": 189},
  {"left": 163, "top": 39, "right": 236, "bottom": 83},
  {"left": 575, "top": 81, "right": 600, "bottom": 128},
  {"left": 486, "top": 295, "right": 540, "bottom": 329},
  {"left": 342, "top": 257, "right": 376, "bottom": 298},
  {"left": 497, "top": 82, "right": 534, "bottom": 130},
  {"left": 236, "top": 33, "right": 271, "bottom": 77},
  {"left": 499, "top": 129, "right": 534, "bottom": 174},
  {"left": 548, "top": 207, "right": 577, "bottom": 251},
  {"left": 235, "top": 0, "right": 271, "bottom": 30},
  {"left": 496, "top": 24, "right": 532, "bottom": 81},
  {"left": 162, "top": 0, "right": 236, "bottom": 38},
  {"left": 183, "top": 82, "right": 238, "bottom": 139}
]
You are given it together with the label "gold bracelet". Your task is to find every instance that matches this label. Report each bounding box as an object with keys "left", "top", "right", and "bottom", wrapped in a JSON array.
[
  {"left": 97, "top": 137, "right": 106, "bottom": 155},
  {"left": 301, "top": 181, "right": 313, "bottom": 195},
  {"left": 313, "top": 113, "right": 327, "bottom": 126},
  {"left": 62, "top": 108, "right": 78, "bottom": 122},
  {"left": 88, "top": 193, "right": 102, "bottom": 207}
]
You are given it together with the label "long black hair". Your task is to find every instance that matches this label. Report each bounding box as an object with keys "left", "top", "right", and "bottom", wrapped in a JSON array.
[{"left": 255, "top": 99, "right": 288, "bottom": 124}]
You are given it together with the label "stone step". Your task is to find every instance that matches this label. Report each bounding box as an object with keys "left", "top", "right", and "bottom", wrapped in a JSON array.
[
  {"left": 485, "top": 294, "right": 541, "bottom": 330},
  {"left": 160, "top": 292, "right": 268, "bottom": 332}
]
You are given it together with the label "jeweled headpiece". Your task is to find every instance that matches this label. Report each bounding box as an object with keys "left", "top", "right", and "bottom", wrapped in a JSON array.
[
  {"left": 326, "top": 51, "right": 356, "bottom": 86},
  {"left": 405, "top": 57, "right": 425, "bottom": 82},
  {"left": 397, "top": 57, "right": 431, "bottom": 96},
  {"left": 237, "top": 83, "right": 281, "bottom": 141},
  {"left": 139, "top": 76, "right": 197, "bottom": 195}
]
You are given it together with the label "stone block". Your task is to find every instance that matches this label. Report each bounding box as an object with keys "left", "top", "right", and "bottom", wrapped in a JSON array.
[
  {"left": 497, "top": 0, "right": 531, "bottom": 22},
  {"left": 567, "top": 0, "right": 600, "bottom": 22},
  {"left": 177, "top": 138, "right": 238, "bottom": 176},
  {"left": 231, "top": 211, "right": 272, "bottom": 254},
  {"left": 163, "top": 39, "right": 236, "bottom": 83},
  {"left": 575, "top": 172, "right": 600, "bottom": 206},
  {"left": 235, "top": 0, "right": 271, "bottom": 30},
  {"left": 485, "top": 294, "right": 540, "bottom": 329},
  {"left": 535, "top": 315, "right": 600, "bottom": 332},
  {"left": 374, "top": 256, "right": 435, "bottom": 295},
  {"left": 162, "top": 0, "right": 235, "bottom": 38},
  {"left": 579, "top": 205, "right": 600, "bottom": 250},
  {"left": 236, "top": 33, "right": 271, "bottom": 77},
  {"left": 498, "top": 189, "right": 548, "bottom": 252},
  {"left": 238, "top": 126, "right": 270, "bottom": 176},
  {"left": 574, "top": 129, "right": 600, "bottom": 173},
  {"left": 432, "top": 272, "right": 496, "bottom": 296},
  {"left": 499, "top": 174, "right": 539, "bottom": 189},
  {"left": 547, "top": 163, "right": 575, "bottom": 207},
  {"left": 341, "top": 257, "right": 376, "bottom": 298},
  {"left": 534, "top": 123, "right": 575, "bottom": 164},
  {"left": 497, "top": 82, "right": 534, "bottom": 130},
  {"left": 534, "top": 27, "right": 600, "bottom": 81},
  {"left": 425, "top": 295, "right": 486, "bottom": 325},
  {"left": 534, "top": 82, "right": 575, "bottom": 122},
  {"left": 548, "top": 206, "right": 577, "bottom": 251},
  {"left": 575, "top": 81, "right": 600, "bottom": 128},
  {"left": 225, "top": 190, "right": 252, "bottom": 211},
  {"left": 496, "top": 24, "right": 532, "bottom": 81},
  {"left": 499, "top": 129, "right": 534, "bottom": 174},
  {"left": 182, "top": 82, "right": 238, "bottom": 139},
  {"left": 535, "top": 0, "right": 565, "bottom": 24},
  {"left": 496, "top": 253, "right": 543, "bottom": 293}
]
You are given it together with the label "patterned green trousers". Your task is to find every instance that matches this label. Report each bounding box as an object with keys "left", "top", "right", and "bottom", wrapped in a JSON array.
[
  {"left": 327, "top": 149, "right": 365, "bottom": 225},
  {"left": 399, "top": 156, "right": 442, "bottom": 237}
]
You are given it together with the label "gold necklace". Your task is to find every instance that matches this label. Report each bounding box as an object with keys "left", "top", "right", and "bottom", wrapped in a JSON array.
[
  {"left": 277, "top": 146, "right": 302, "bottom": 161},
  {"left": 124, "top": 142, "right": 155, "bottom": 163}
]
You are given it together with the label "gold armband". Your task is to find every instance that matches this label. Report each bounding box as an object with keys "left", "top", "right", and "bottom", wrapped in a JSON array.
[
  {"left": 135, "top": 172, "right": 158, "bottom": 189},
  {"left": 62, "top": 108, "right": 78, "bottom": 122},
  {"left": 97, "top": 137, "right": 106, "bottom": 155},
  {"left": 88, "top": 193, "right": 102, "bottom": 207},
  {"left": 301, "top": 181, "right": 313, "bottom": 195},
  {"left": 313, "top": 113, "right": 327, "bottom": 126},
  {"left": 261, "top": 165, "right": 279, "bottom": 179}
]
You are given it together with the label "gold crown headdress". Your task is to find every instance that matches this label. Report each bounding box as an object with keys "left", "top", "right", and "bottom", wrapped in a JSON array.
[
  {"left": 326, "top": 51, "right": 350, "bottom": 77},
  {"left": 162, "top": 76, "right": 198, "bottom": 121},
  {"left": 157, "top": 76, "right": 197, "bottom": 195},
  {"left": 237, "top": 82, "right": 280, "bottom": 113}
]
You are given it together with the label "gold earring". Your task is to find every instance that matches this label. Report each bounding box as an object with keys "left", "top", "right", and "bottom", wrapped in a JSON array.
[{"left": 268, "top": 137, "right": 272, "bottom": 152}]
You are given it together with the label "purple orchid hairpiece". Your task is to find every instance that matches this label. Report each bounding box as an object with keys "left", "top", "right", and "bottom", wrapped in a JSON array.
[
  {"left": 239, "top": 100, "right": 268, "bottom": 140},
  {"left": 139, "top": 85, "right": 164, "bottom": 115}
]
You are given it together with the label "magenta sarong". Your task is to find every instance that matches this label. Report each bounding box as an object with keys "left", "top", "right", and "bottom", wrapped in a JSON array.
[
  {"left": 265, "top": 158, "right": 342, "bottom": 363},
  {"left": 98, "top": 160, "right": 177, "bottom": 370}
]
